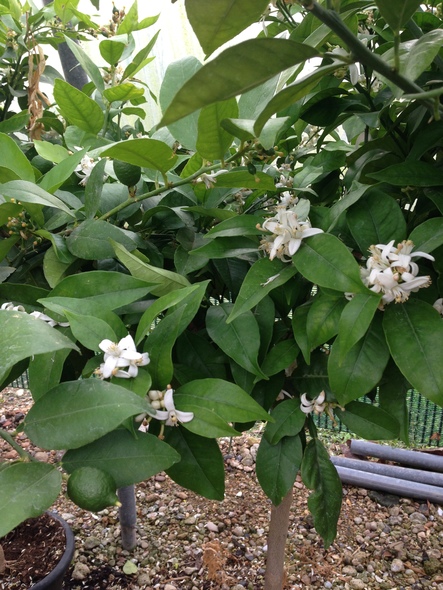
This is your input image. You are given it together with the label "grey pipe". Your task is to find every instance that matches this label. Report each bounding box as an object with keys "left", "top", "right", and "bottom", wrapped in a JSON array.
[
  {"left": 331, "top": 456, "right": 443, "bottom": 487},
  {"left": 334, "top": 465, "right": 443, "bottom": 504},
  {"left": 349, "top": 440, "right": 443, "bottom": 473}
]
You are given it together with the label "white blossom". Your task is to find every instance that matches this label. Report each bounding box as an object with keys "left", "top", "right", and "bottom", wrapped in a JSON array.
[
  {"left": 97, "top": 335, "right": 150, "bottom": 379},
  {"left": 300, "top": 391, "right": 326, "bottom": 415},
  {"left": 151, "top": 386, "right": 194, "bottom": 427},
  {"left": 1, "top": 302, "right": 69, "bottom": 326},
  {"left": 433, "top": 298, "right": 443, "bottom": 316},
  {"left": 194, "top": 169, "right": 228, "bottom": 189}
]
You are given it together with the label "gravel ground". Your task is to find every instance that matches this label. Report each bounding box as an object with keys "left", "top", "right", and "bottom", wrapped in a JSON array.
[{"left": 2, "top": 387, "right": 443, "bottom": 590}]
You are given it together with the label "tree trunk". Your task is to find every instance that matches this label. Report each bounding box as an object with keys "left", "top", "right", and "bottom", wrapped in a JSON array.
[
  {"left": 264, "top": 487, "right": 293, "bottom": 590},
  {"left": 117, "top": 486, "right": 137, "bottom": 550}
]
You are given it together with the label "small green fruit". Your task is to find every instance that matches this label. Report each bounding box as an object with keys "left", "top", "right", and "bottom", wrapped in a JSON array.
[
  {"left": 113, "top": 159, "right": 141, "bottom": 187},
  {"left": 67, "top": 467, "right": 119, "bottom": 512}
]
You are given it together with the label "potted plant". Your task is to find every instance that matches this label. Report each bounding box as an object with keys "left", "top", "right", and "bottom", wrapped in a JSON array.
[{"left": 1, "top": 0, "right": 443, "bottom": 589}]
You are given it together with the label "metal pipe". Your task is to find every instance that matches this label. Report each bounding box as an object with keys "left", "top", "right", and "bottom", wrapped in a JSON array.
[
  {"left": 334, "top": 465, "right": 443, "bottom": 504},
  {"left": 331, "top": 456, "right": 443, "bottom": 487},
  {"left": 349, "top": 440, "right": 443, "bottom": 472}
]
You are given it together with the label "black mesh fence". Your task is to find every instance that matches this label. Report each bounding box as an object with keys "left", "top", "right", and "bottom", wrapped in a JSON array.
[{"left": 6, "top": 373, "right": 443, "bottom": 446}]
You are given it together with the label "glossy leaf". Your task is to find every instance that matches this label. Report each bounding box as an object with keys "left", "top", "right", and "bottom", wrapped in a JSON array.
[
  {"left": 28, "top": 347, "right": 71, "bottom": 401},
  {"left": 256, "top": 434, "right": 302, "bottom": 506},
  {"left": 99, "top": 39, "right": 126, "bottom": 66},
  {"left": 53, "top": 79, "right": 104, "bottom": 134},
  {"left": 0, "top": 180, "right": 75, "bottom": 216},
  {"left": 175, "top": 378, "right": 270, "bottom": 438},
  {"left": 404, "top": 29, "right": 443, "bottom": 81},
  {"left": 0, "top": 310, "right": 78, "bottom": 384},
  {"left": 409, "top": 218, "right": 443, "bottom": 254},
  {"left": 383, "top": 300, "right": 443, "bottom": 406},
  {"left": 103, "top": 83, "right": 145, "bottom": 103},
  {"left": 0, "top": 132, "right": 35, "bottom": 181},
  {"left": 165, "top": 427, "right": 225, "bottom": 500},
  {"left": 205, "top": 170, "right": 276, "bottom": 190},
  {"left": 292, "top": 303, "right": 312, "bottom": 364},
  {"left": 123, "top": 31, "right": 160, "bottom": 80},
  {"left": 0, "top": 463, "right": 62, "bottom": 537},
  {"left": 335, "top": 401, "right": 399, "bottom": 439},
  {"left": 347, "top": 190, "right": 407, "bottom": 254},
  {"left": 112, "top": 241, "right": 191, "bottom": 297},
  {"left": 196, "top": 98, "right": 238, "bottom": 161},
  {"left": 338, "top": 294, "right": 381, "bottom": 362},
  {"left": 63, "top": 311, "right": 117, "bottom": 351},
  {"left": 301, "top": 439, "right": 342, "bottom": 549},
  {"left": 101, "top": 139, "right": 178, "bottom": 174},
  {"left": 67, "top": 219, "right": 137, "bottom": 260},
  {"left": 228, "top": 258, "right": 297, "bottom": 322},
  {"left": 24, "top": 380, "right": 154, "bottom": 449},
  {"left": 38, "top": 149, "right": 86, "bottom": 193},
  {"left": 261, "top": 339, "right": 300, "bottom": 379},
  {"left": 207, "top": 304, "right": 268, "bottom": 380},
  {"left": 329, "top": 314, "right": 390, "bottom": 405},
  {"left": 368, "top": 162, "right": 443, "bottom": 186},
  {"left": 306, "top": 292, "right": 347, "bottom": 351},
  {"left": 63, "top": 429, "right": 180, "bottom": 488},
  {"left": 160, "top": 39, "right": 319, "bottom": 127},
  {"left": 375, "top": 0, "right": 421, "bottom": 31},
  {"left": 185, "top": 0, "right": 270, "bottom": 56},
  {"left": 63, "top": 35, "right": 105, "bottom": 93},
  {"left": 84, "top": 158, "right": 107, "bottom": 219},
  {"left": 264, "top": 399, "right": 306, "bottom": 445},
  {"left": 293, "top": 233, "right": 368, "bottom": 294},
  {"left": 48, "top": 271, "right": 152, "bottom": 308}
]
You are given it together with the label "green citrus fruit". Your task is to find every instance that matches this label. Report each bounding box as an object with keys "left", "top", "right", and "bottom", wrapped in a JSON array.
[
  {"left": 67, "top": 467, "right": 119, "bottom": 512},
  {"left": 113, "top": 159, "right": 141, "bottom": 187}
]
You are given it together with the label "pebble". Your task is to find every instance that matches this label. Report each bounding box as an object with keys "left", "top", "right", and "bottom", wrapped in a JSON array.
[
  {"left": 391, "top": 558, "right": 405, "bottom": 573},
  {"left": 137, "top": 573, "right": 151, "bottom": 585},
  {"left": 84, "top": 536, "right": 101, "bottom": 550},
  {"left": 183, "top": 516, "right": 196, "bottom": 525},
  {"left": 350, "top": 579, "right": 366, "bottom": 590},
  {"left": 342, "top": 565, "right": 357, "bottom": 575},
  {"left": 205, "top": 521, "right": 219, "bottom": 532},
  {"left": 164, "top": 585, "right": 177, "bottom": 590},
  {"left": 34, "top": 450, "right": 49, "bottom": 462},
  {"left": 232, "top": 526, "right": 243, "bottom": 536},
  {"left": 410, "top": 511, "right": 427, "bottom": 523},
  {"left": 72, "top": 562, "right": 91, "bottom": 580}
]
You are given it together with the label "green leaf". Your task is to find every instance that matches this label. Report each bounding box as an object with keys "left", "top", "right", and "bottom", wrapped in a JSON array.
[
  {"left": 99, "top": 39, "right": 126, "bottom": 65},
  {"left": 378, "top": 361, "right": 410, "bottom": 445},
  {"left": 118, "top": 3, "right": 159, "bottom": 34},
  {"left": 63, "top": 311, "right": 117, "bottom": 351},
  {"left": 54, "top": 79, "right": 104, "bottom": 134},
  {"left": 205, "top": 170, "right": 276, "bottom": 190},
  {"left": 261, "top": 339, "right": 300, "bottom": 378},
  {"left": 159, "top": 56, "right": 202, "bottom": 151},
  {"left": 367, "top": 162, "right": 443, "bottom": 186},
  {"left": 101, "top": 139, "right": 177, "bottom": 174},
  {"left": 24, "top": 380, "right": 154, "bottom": 449},
  {"left": 409, "top": 218, "right": 443, "bottom": 254},
  {"left": 135, "top": 283, "right": 205, "bottom": 344},
  {"left": 264, "top": 399, "right": 306, "bottom": 445},
  {"left": 374, "top": 0, "right": 421, "bottom": 31},
  {"left": 335, "top": 402, "right": 399, "bottom": 439},
  {"left": 123, "top": 31, "right": 160, "bottom": 81},
  {"left": 347, "top": 189, "right": 407, "bottom": 255},
  {"left": 329, "top": 314, "right": 390, "bottom": 405},
  {"left": 0, "top": 132, "right": 35, "bottom": 181},
  {"left": 306, "top": 292, "right": 346, "bottom": 351},
  {"left": 196, "top": 98, "right": 238, "bottom": 161},
  {"left": 38, "top": 149, "right": 87, "bottom": 193},
  {"left": 256, "top": 434, "right": 302, "bottom": 506},
  {"left": 383, "top": 300, "right": 443, "bottom": 406},
  {"left": 34, "top": 140, "right": 70, "bottom": 164},
  {"left": 165, "top": 428, "right": 225, "bottom": 500},
  {"left": 0, "top": 180, "right": 75, "bottom": 216},
  {"left": 254, "top": 64, "right": 340, "bottom": 135},
  {"left": 67, "top": 219, "right": 136, "bottom": 260},
  {"left": 206, "top": 304, "right": 268, "bottom": 380},
  {"left": 0, "top": 463, "right": 62, "bottom": 537},
  {"left": 160, "top": 39, "right": 319, "bottom": 127},
  {"left": 112, "top": 241, "right": 191, "bottom": 297},
  {"left": 175, "top": 378, "right": 270, "bottom": 438},
  {"left": 84, "top": 158, "right": 107, "bottom": 219},
  {"left": 185, "top": 0, "right": 270, "bottom": 56},
  {"left": 301, "top": 439, "right": 342, "bottom": 549},
  {"left": 0, "top": 310, "right": 78, "bottom": 384},
  {"left": 293, "top": 233, "right": 368, "bottom": 294},
  {"left": 103, "top": 83, "right": 145, "bottom": 103},
  {"left": 338, "top": 294, "right": 381, "bottom": 362},
  {"left": 0, "top": 110, "right": 29, "bottom": 134},
  {"left": 63, "top": 35, "right": 105, "bottom": 93},
  {"left": 292, "top": 303, "right": 312, "bottom": 364},
  {"left": 62, "top": 429, "right": 180, "bottom": 488},
  {"left": 48, "top": 271, "right": 152, "bottom": 308},
  {"left": 403, "top": 29, "right": 443, "bottom": 81},
  {"left": 205, "top": 214, "right": 264, "bottom": 239},
  {"left": 228, "top": 258, "right": 298, "bottom": 323},
  {"left": 28, "top": 347, "right": 71, "bottom": 401}
]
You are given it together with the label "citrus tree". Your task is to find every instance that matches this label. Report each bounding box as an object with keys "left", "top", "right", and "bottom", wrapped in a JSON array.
[{"left": 1, "top": 1, "right": 443, "bottom": 588}]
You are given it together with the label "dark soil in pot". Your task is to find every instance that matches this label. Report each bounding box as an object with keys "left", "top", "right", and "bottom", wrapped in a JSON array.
[{"left": 0, "top": 512, "right": 74, "bottom": 589}]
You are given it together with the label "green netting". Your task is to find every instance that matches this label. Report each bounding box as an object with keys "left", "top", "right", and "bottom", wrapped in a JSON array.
[{"left": 314, "top": 390, "right": 443, "bottom": 447}]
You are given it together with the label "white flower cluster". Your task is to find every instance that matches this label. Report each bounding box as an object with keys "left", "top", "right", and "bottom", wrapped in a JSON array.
[
  {"left": 147, "top": 386, "right": 194, "bottom": 427},
  {"left": 300, "top": 391, "right": 326, "bottom": 415},
  {"left": 353, "top": 240, "right": 434, "bottom": 308},
  {"left": 258, "top": 201, "right": 323, "bottom": 262},
  {"left": 96, "top": 335, "right": 150, "bottom": 379},
  {"left": 0, "top": 302, "right": 69, "bottom": 327}
]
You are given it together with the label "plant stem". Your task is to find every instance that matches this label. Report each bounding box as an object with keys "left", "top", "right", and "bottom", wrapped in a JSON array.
[
  {"left": 298, "top": 0, "right": 439, "bottom": 115},
  {"left": 264, "top": 488, "right": 293, "bottom": 590},
  {"left": 117, "top": 485, "right": 137, "bottom": 550},
  {"left": 0, "top": 428, "right": 35, "bottom": 461}
]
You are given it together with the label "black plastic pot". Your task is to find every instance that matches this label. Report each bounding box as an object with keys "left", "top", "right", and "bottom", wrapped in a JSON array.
[{"left": 31, "top": 512, "right": 75, "bottom": 590}]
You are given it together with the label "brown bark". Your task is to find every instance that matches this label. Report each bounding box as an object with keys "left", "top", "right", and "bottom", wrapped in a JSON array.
[{"left": 264, "top": 487, "right": 293, "bottom": 590}]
